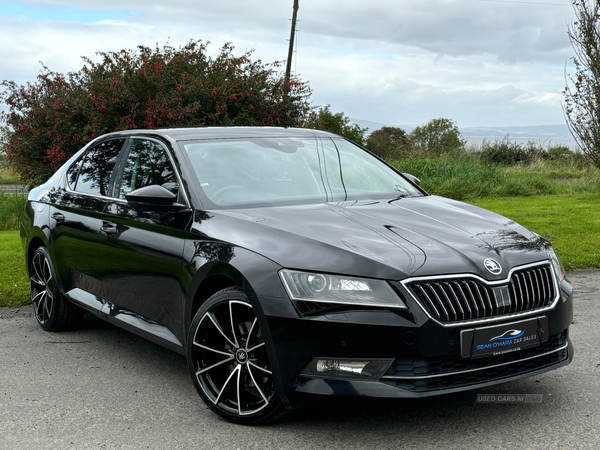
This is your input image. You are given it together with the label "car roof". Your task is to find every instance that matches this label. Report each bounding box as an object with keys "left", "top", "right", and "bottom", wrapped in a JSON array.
[{"left": 98, "top": 127, "right": 341, "bottom": 141}]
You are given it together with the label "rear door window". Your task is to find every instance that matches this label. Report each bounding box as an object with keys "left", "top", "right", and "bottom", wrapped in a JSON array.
[{"left": 73, "top": 139, "right": 126, "bottom": 197}]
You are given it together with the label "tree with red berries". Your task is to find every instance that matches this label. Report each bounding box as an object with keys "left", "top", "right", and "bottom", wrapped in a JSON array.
[{"left": 0, "top": 41, "right": 311, "bottom": 184}]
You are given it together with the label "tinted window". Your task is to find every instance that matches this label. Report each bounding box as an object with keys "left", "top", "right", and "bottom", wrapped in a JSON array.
[
  {"left": 75, "top": 139, "right": 125, "bottom": 196},
  {"left": 118, "top": 139, "right": 179, "bottom": 200}
]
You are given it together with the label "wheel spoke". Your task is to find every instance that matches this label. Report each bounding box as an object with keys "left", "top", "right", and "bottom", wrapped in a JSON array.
[
  {"left": 34, "top": 292, "right": 46, "bottom": 317},
  {"left": 192, "top": 341, "right": 232, "bottom": 357},
  {"left": 236, "top": 363, "right": 243, "bottom": 416},
  {"left": 248, "top": 361, "right": 272, "bottom": 375},
  {"left": 247, "top": 342, "right": 265, "bottom": 353},
  {"left": 215, "top": 364, "right": 240, "bottom": 405},
  {"left": 30, "top": 275, "right": 45, "bottom": 287},
  {"left": 43, "top": 295, "right": 51, "bottom": 319},
  {"left": 43, "top": 258, "right": 52, "bottom": 283},
  {"left": 247, "top": 364, "right": 269, "bottom": 404},
  {"left": 32, "top": 289, "right": 45, "bottom": 305},
  {"left": 229, "top": 301, "right": 240, "bottom": 348},
  {"left": 206, "top": 313, "right": 237, "bottom": 348},
  {"left": 196, "top": 355, "right": 234, "bottom": 376},
  {"left": 32, "top": 254, "right": 44, "bottom": 283},
  {"left": 245, "top": 318, "right": 258, "bottom": 351}
]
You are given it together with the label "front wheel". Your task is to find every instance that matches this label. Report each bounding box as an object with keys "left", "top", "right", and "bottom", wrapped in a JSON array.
[{"left": 187, "top": 287, "right": 289, "bottom": 424}]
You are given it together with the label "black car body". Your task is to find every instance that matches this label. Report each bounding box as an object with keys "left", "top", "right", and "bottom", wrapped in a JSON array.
[{"left": 21, "top": 127, "right": 573, "bottom": 424}]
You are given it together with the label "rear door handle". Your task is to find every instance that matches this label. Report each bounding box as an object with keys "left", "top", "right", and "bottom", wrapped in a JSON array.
[
  {"left": 101, "top": 221, "right": 118, "bottom": 236},
  {"left": 51, "top": 212, "right": 65, "bottom": 223}
]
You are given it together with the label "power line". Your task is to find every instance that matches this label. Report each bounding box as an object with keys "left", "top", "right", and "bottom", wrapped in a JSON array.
[{"left": 477, "top": 0, "right": 570, "bottom": 6}]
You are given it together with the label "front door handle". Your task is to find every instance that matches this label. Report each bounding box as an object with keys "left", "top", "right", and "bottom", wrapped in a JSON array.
[
  {"left": 101, "top": 221, "right": 118, "bottom": 236},
  {"left": 51, "top": 212, "right": 65, "bottom": 223}
]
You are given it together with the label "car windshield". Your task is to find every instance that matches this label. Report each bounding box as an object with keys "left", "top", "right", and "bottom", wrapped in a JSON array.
[{"left": 179, "top": 136, "right": 423, "bottom": 208}]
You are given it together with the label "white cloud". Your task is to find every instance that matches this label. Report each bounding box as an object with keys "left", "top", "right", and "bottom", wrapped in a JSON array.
[{"left": 0, "top": 0, "right": 578, "bottom": 127}]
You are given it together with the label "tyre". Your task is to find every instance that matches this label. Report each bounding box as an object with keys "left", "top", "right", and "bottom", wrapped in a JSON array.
[
  {"left": 187, "top": 287, "right": 289, "bottom": 425},
  {"left": 30, "top": 246, "right": 84, "bottom": 331}
]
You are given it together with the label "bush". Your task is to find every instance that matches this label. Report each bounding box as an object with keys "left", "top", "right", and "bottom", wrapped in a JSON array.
[
  {"left": 408, "top": 118, "right": 466, "bottom": 157},
  {"left": 303, "top": 105, "right": 368, "bottom": 145},
  {"left": 365, "top": 126, "right": 409, "bottom": 160},
  {"left": 479, "top": 136, "right": 544, "bottom": 166},
  {"left": 0, "top": 41, "right": 312, "bottom": 184}
]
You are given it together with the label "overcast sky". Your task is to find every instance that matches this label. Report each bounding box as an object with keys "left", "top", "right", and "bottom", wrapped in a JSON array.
[{"left": 0, "top": 0, "right": 577, "bottom": 128}]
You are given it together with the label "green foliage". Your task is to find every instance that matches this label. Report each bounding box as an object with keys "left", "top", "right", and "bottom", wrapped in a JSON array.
[
  {"left": 0, "top": 41, "right": 312, "bottom": 184},
  {"left": 365, "top": 126, "right": 409, "bottom": 160},
  {"left": 408, "top": 118, "right": 467, "bottom": 157},
  {"left": 392, "top": 156, "right": 600, "bottom": 201},
  {"left": 303, "top": 105, "right": 368, "bottom": 145},
  {"left": 479, "top": 136, "right": 545, "bottom": 165},
  {"left": 564, "top": 0, "right": 600, "bottom": 169},
  {"left": 0, "top": 231, "right": 29, "bottom": 307}
]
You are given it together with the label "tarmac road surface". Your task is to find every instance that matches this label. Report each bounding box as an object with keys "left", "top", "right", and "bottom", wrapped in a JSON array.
[{"left": 1, "top": 271, "right": 598, "bottom": 449}]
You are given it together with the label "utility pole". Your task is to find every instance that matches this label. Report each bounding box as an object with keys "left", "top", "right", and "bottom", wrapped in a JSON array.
[{"left": 285, "top": 0, "right": 299, "bottom": 84}]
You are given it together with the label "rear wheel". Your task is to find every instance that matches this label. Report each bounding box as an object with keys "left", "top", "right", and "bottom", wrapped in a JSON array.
[
  {"left": 30, "top": 246, "right": 83, "bottom": 331},
  {"left": 187, "top": 287, "right": 289, "bottom": 424}
]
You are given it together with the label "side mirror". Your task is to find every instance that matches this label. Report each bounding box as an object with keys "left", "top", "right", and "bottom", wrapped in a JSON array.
[
  {"left": 402, "top": 173, "right": 421, "bottom": 185},
  {"left": 125, "top": 185, "right": 177, "bottom": 206}
]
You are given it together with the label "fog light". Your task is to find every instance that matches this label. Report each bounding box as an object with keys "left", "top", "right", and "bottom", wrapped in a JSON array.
[
  {"left": 301, "top": 358, "right": 393, "bottom": 380},
  {"left": 316, "top": 360, "right": 367, "bottom": 375}
]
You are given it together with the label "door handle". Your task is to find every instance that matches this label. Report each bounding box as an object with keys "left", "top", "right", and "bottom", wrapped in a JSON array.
[
  {"left": 101, "top": 221, "right": 118, "bottom": 236},
  {"left": 51, "top": 212, "right": 65, "bottom": 223}
]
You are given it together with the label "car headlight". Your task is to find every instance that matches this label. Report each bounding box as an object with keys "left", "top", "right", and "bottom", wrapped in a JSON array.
[
  {"left": 547, "top": 246, "right": 565, "bottom": 283},
  {"left": 279, "top": 269, "right": 407, "bottom": 309}
]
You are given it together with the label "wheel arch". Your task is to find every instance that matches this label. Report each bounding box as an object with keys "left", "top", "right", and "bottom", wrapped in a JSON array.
[{"left": 185, "top": 261, "right": 259, "bottom": 342}]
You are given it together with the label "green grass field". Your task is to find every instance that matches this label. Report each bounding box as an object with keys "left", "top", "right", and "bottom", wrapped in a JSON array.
[
  {"left": 471, "top": 194, "right": 600, "bottom": 271},
  {"left": 0, "top": 231, "right": 29, "bottom": 307}
]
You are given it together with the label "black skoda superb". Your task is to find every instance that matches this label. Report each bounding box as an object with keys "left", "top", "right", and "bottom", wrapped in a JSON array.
[{"left": 20, "top": 127, "right": 573, "bottom": 424}]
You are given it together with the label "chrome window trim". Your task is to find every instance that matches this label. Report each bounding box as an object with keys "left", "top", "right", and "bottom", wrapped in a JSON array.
[
  {"left": 381, "top": 341, "right": 568, "bottom": 380},
  {"left": 400, "top": 260, "right": 560, "bottom": 328}
]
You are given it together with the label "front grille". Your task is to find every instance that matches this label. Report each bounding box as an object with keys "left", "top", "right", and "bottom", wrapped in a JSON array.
[
  {"left": 382, "top": 331, "right": 568, "bottom": 393},
  {"left": 405, "top": 263, "right": 555, "bottom": 323}
]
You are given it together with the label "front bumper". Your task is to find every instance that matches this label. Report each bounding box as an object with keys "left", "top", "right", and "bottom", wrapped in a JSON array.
[{"left": 258, "top": 278, "right": 574, "bottom": 404}]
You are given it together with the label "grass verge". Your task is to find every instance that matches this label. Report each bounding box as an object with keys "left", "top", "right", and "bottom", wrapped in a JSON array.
[
  {"left": 0, "top": 192, "right": 27, "bottom": 231},
  {"left": 0, "top": 231, "right": 29, "bottom": 307},
  {"left": 393, "top": 157, "right": 600, "bottom": 201},
  {"left": 471, "top": 193, "right": 600, "bottom": 271}
]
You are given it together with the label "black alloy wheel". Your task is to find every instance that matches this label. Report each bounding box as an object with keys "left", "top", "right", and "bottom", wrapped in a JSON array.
[
  {"left": 187, "top": 287, "right": 288, "bottom": 424},
  {"left": 30, "top": 246, "right": 83, "bottom": 331}
]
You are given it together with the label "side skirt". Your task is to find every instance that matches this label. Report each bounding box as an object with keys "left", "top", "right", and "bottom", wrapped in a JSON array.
[{"left": 65, "top": 287, "right": 185, "bottom": 355}]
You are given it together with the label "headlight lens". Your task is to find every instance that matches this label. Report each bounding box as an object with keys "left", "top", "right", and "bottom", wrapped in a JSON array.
[
  {"left": 279, "top": 269, "right": 407, "bottom": 309},
  {"left": 547, "top": 246, "right": 565, "bottom": 283}
]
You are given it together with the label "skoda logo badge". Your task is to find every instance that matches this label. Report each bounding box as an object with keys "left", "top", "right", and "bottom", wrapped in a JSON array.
[{"left": 484, "top": 258, "right": 502, "bottom": 275}]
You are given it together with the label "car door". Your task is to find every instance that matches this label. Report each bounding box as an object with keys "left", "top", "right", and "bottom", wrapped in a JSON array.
[
  {"left": 49, "top": 138, "right": 127, "bottom": 302},
  {"left": 98, "top": 137, "right": 193, "bottom": 345}
]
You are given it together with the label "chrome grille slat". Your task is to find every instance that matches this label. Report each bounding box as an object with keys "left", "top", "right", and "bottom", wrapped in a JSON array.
[
  {"left": 435, "top": 282, "right": 458, "bottom": 322},
  {"left": 538, "top": 269, "right": 547, "bottom": 306},
  {"left": 406, "top": 263, "right": 556, "bottom": 324}
]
